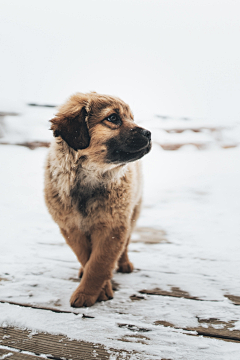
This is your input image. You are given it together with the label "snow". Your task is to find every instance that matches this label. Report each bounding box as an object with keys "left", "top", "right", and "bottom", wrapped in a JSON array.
[
  {"left": 1, "top": 1, "right": 240, "bottom": 357},
  {"left": 1, "top": 1, "right": 240, "bottom": 121},
  {"left": 0, "top": 116, "right": 240, "bottom": 358},
  {"left": 0, "top": 105, "right": 55, "bottom": 144}
]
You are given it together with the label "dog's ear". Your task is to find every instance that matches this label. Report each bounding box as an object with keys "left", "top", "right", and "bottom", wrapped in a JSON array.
[{"left": 50, "top": 106, "right": 90, "bottom": 151}]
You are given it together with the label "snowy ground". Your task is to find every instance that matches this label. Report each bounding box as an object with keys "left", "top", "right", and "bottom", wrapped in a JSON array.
[{"left": 0, "top": 108, "right": 240, "bottom": 359}]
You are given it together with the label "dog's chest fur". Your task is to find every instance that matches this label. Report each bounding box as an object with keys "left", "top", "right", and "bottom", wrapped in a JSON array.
[
  {"left": 70, "top": 181, "right": 108, "bottom": 217},
  {"left": 44, "top": 140, "right": 138, "bottom": 231},
  {"left": 70, "top": 170, "right": 131, "bottom": 219}
]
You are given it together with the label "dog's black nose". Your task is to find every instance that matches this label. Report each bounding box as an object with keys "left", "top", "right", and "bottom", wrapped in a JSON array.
[{"left": 141, "top": 129, "right": 151, "bottom": 140}]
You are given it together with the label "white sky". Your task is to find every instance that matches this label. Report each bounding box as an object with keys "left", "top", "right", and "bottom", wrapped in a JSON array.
[{"left": 0, "top": 0, "right": 240, "bottom": 120}]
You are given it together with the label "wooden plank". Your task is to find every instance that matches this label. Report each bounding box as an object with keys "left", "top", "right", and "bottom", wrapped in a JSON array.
[
  {"left": 129, "top": 294, "right": 145, "bottom": 301},
  {"left": 158, "top": 143, "right": 207, "bottom": 150},
  {"left": 225, "top": 294, "right": 240, "bottom": 305},
  {"left": 0, "top": 348, "right": 44, "bottom": 359},
  {"left": 139, "top": 286, "right": 201, "bottom": 301},
  {"left": 139, "top": 287, "right": 240, "bottom": 306},
  {"left": 0, "top": 327, "right": 134, "bottom": 360},
  {"left": 27, "top": 103, "right": 56, "bottom": 108},
  {"left": 0, "top": 300, "right": 80, "bottom": 316},
  {"left": 154, "top": 318, "right": 240, "bottom": 342},
  {"left": 0, "top": 142, "right": 50, "bottom": 150}
]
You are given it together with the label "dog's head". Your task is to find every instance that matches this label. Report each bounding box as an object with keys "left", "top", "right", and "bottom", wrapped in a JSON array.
[{"left": 50, "top": 92, "right": 151, "bottom": 166}]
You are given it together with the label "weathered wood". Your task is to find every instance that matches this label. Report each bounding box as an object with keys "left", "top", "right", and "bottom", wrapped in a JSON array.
[
  {"left": 154, "top": 318, "right": 240, "bottom": 342},
  {"left": 140, "top": 287, "right": 240, "bottom": 305},
  {"left": 118, "top": 333, "right": 150, "bottom": 345},
  {"left": 129, "top": 294, "right": 145, "bottom": 301},
  {"left": 27, "top": 103, "right": 56, "bottom": 108},
  {"left": 0, "top": 300, "right": 80, "bottom": 316},
  {"left": 0, "top": 348, "right": 44, "bottom": 359},
  {"left": 0, "top": 141, "right": 50, "bottom": 150},
  {"left": 0, "top": 327, "right": 134, "bottom": 360},
  {"left": 118, "top": 323, "right": 151, "bottom": 332},
  {"left": 225, "top": 294, "right": 240, "bottom": 305},
  {"left": 139, "top": 286, "right": 201, "bottom": 301},
  {"left": 159, "top": 143, "right": 207, "bottom": 150}
]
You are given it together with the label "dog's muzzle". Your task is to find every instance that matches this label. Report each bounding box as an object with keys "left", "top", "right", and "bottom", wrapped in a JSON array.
[{"left": 105, "top": 127, "right": 152, "bottom": 164}]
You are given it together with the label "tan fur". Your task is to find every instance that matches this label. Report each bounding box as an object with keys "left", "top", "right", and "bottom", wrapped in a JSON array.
[{"left": 44, "top": 92, "right": 151, "bottom": 307}]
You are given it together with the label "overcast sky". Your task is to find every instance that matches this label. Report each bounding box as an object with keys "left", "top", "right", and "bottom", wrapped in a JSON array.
[{"left": 1, "top": 0, "right": 240, "bottom": 121}]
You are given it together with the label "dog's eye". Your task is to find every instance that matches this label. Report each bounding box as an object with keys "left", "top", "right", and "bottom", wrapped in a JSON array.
[
  {"left": 108, "top": 114, "right": 117, "bottom": 122},
  {"left": 106, "top": 114, "right": 121, "bottom": 125}
]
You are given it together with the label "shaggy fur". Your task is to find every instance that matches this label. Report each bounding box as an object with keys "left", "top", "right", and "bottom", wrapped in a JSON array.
[{"left": 44, "top": 92, "right": 151, "bottom": 307}]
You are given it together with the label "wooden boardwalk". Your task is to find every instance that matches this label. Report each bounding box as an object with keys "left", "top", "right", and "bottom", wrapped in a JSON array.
[
  {"left": 0, "top": 115, "right": 240, "bottom": 359},
  {"left": 1, "top": 225, "right": 240, "bottom": 359}
]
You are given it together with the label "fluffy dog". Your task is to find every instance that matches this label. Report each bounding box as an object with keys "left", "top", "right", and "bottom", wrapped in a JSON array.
[{"left": 44, "top": 92, "right": 151, "bottom": 307}]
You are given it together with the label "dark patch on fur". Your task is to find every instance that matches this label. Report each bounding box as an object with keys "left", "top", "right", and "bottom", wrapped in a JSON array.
[
  {"left": 70, "top": 181, "right": 109, "bottom": 217},
  {"left": 79, "top": 155, "right": 88, "bottom": 162},
  {"left": 76, "top": 155, "right": 88, "bottom": 167}
]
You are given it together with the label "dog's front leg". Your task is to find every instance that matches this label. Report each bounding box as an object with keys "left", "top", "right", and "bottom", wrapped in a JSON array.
[
  {"left": 70, "top": 225, "right": 129, "bottom": 307},
  {"left": 60, "top": 227, "right": 91, "bottom": 274}
]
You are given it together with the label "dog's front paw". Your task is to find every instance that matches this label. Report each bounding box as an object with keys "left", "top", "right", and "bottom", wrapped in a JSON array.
[
  {"left": 70, "top": 290, "right": 98, "bottom": 308},
  {"left": 117, "top": 261, "right": 134, "bottom": 273},
  {"left": 97, "top": 280, "right": 114, "bottom": 302}
]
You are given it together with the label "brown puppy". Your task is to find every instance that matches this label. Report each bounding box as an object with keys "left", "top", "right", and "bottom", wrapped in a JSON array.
[{"left": 44, "top": 92, "right": 151, "bottom": 307}]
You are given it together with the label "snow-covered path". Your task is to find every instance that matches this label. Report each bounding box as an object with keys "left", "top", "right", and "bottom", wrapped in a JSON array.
[{"left": 0, "top": 142, "right": 240, "bottom": 359}]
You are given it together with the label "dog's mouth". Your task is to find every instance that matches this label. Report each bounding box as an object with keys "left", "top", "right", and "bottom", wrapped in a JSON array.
[
  {"left": 105, "top": 126, "right": 152, "bottom": 164},
  {"left": 106, "top": 141, "right": 152, "bottom": 164}
]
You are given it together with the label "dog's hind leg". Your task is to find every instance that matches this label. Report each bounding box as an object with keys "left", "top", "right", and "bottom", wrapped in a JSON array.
[
  {"left": 117, "top": 236, "right": 134, "bottom": 273},
  {"left": 60, "top": 228, "right": 91, "bottom": 276},
  {"left": 117, "top": 199, "right": 142, "bottom": 273}
]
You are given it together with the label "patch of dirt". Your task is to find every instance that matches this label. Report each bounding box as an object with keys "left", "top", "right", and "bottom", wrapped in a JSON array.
[
  {"left": 118, "top": 323, "right": 152, "bottom": 332},
  {"left": 118, "top": 334, "right": 150, "bottom": 344},
  {"left": 130, "top": 294, "right": 145, "bottom": 301},
  {"left": 154, "top": 318, "right": 240, "bottom": 342},
  {"left": 0, "top": 141, "right": 50, "bottom": 150},
  {"left": 221, "top": 144, "right": 238, "bottom": 149},
  {"left": 158, "top": 143, "right": 207, "bottom": 150},
  {"left": 132, "top": 227, "right": 168, "bottom": 244},
  {"left": 139, "top": 286, "right": 200, "bottom": 300},
  {"left": 225, "top": 294, "right": 240, "bottom": 305}
]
